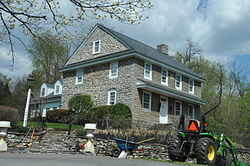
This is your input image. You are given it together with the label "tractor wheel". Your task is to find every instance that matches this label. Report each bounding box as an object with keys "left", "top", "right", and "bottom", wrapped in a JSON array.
[
  {"left": 195, "top": 137, "right": 217, "bottom": 165},
  {"left": 168, "top": 136, "right": 187, "bottom": 162}
]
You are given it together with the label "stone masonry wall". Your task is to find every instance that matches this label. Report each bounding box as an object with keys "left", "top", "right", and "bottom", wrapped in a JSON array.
[
  {"left": 5, "top": 131, "right": 250, "bottom": 165},
  {"left": 133, "top": 58, "right": 202, "bottom": 98},
  {"left": 67, "top": 27, "right": 128, "bottom": 65},
  {"left": 62, "top": 58, "right": 139, "bottom": 123}
]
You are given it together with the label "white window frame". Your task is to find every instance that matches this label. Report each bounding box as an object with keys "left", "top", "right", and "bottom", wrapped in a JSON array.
[
  {"left": 107, "top": 90, "right": 117, "bottom": 105},
  {"left": 144, "top": 62, "right": 152, "bottom": 80},
  {"left": 92, "top": 40, "right": 101, "bottom": 54},
  {"left": 55, "top": 85, "right": 60, "bottom": 94},
  {"left": 174, "top": 100, "right": 182, "bottom": 116},
  {"left": 41, "top": 88, "right": 46, "bottom": 96},
  {"left": 188, "top": 104, "right": 195, "bottom": 119},
  {"left": 75, "top": 69, "right": 84, "bottom": 85},
  {"left": 161, "top": 69, "right": 168, "bottom": 86},
  {"left": 142, "top": 91, "right": 151, "bottom": 112},
  {"left": 109, "top": 61, "right": 118, "bottom": 79},
  {"left": 175, "top": 74, "right": 182, "bottom": 90},
  {"left": 189, "top": 79, "right": 194, "bottom": 94}
]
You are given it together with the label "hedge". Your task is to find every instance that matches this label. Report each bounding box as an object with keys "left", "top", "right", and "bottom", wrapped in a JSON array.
[
  {"left": 86, "top": 103, "right": 132, "bottom": 129},
  {"left": 46, "top": 109, "right": 69, "bottom": 123},
  {"left": 0, "top": 105, "right": 19, "bottom": 128}
]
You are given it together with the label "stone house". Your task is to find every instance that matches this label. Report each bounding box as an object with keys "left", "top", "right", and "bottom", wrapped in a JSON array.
[{"left": 60, "top": 24, "right": 205, "bottom": 126}]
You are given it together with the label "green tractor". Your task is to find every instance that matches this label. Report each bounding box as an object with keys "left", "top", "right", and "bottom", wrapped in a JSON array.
[{"left": 168, "top": 115, "right": 248, "bottom": 166}]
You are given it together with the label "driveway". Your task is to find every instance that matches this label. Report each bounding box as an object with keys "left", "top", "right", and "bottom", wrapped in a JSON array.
[{"left": 0, "top": 153, "right": 186, "bottom": 166}]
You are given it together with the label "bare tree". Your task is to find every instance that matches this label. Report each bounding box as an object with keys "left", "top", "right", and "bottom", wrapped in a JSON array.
[
  {"left": 0, "top": 0, "right": 153, "bottom": 67},
  {"left": 228, "top": 61, "right": 248, "bottom": 98},
  {"left": 174, "top": 39, "right": 202, "bottom": 68}
]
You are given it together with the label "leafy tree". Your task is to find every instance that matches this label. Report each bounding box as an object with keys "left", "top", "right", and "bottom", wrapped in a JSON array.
[
  {"left": 238, "top": 91, "right": 250, "bottom": 136},
  {"left": 28, "top": 32, "right": 69, "bottom": 87},
  {"left": 10, "top": 76, "right": 29, "bottom": 118},
  {"left": 0, "top": 0, "right": 153, "bottom": 66},
  {"left": 67, "top": 94, "right": 93, "bottom": 135},
  {"left": 0, "top": 73, "right": 12, "bottom": 106}
]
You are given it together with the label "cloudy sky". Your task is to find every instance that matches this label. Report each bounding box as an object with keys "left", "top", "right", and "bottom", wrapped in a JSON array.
[{"left": 1, "top": 0, "right": 250, "bottom": 81}]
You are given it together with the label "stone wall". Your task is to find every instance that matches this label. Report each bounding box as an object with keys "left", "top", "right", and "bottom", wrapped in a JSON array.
[
  {"left": 67, "top": 27, "right": 128, "bottom": 65},
  {"left": 62, "top": 58, "right": 141, "bottom": 124},
  {"left": 133, "top": 58, "right": 202, "bottom": 98},
  {"left": 4, "top": 130, "right": 250, "bottom": 165}
]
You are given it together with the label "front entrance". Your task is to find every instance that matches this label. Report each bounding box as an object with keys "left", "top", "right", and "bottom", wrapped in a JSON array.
[{"left": 160, "top": 97, "right": 168, "bottom": 124}]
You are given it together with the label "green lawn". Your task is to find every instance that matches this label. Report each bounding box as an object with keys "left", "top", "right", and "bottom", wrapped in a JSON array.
[{"left": 17, "top": 121, "right": 83, "bottom": 130}]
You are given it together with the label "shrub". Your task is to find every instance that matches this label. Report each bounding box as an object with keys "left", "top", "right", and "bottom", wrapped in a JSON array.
[
  {"left": 46, "top": 109, "right": 69, "bottom": 123},
  {"left": 86, "top": 105, "right": 112, "bottom": 128},
  {"left": 109, "top": 103, "right": 132, "bottom": 129},
  {"left": 0, "top": 105, "right": 19, "bottom": 128},
  {"left": 68, "top": 94, "right": 93, "bottom": 114},
  {"left": 67, "top": 94, "right": 94, "bottom": 135}
]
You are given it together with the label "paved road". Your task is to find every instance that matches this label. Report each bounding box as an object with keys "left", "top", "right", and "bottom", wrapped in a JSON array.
[{"left": 0, "top": 153, "right": 186, "bottom": 166}]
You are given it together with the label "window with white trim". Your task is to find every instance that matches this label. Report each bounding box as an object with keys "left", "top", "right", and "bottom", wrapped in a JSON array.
[
  {"left": 188, "top": 104, "right": 195, "bottom": 118},
  {"left": 55, "top": 85, "right": 59, "bottom": 94},
  {"left": 93, "top": 40, "right": 101, "bottom": 54},
  {"left": 142, "top": 91, "right": 151, "bottom": 112},
  {"left": 41, "top": 88, "right": 46, "bottom": 96},
  {"left": 161, "top": 69, "right": 168, "bottom": 86},
  {"left": 75, "top": 69, "right": 84, "bottom": 85},
  {"left": 175, "top": 74, "right": 182, "bottom": 90},
  {"left": 174, "top": 100, "right": 182, "bottom": 116},
  {"left": 108, "top": 90, "right": 117, "bottom": 105},
  {"left": 144, "top": 62, "right": 152, "bottom": 80},
  {"left": 189, "top": 79, "right": 194, "bottom": 94},
  {"left": 109, "top": 61, "right": 118, "bottom": 79}
]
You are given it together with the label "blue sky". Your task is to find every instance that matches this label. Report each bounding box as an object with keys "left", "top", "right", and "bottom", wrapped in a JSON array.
[{"left": 0, "top": 0, "right": 250, "bottom": 82}]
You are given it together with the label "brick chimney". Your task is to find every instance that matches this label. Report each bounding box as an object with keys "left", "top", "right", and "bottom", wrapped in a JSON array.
[{"left": 157, "top": 44, "right": 168, "bottom": 55}]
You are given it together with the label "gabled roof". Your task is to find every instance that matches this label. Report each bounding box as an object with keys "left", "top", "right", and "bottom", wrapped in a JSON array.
[
  {"left": 45, "top": 83, "right": 54, "bottom": 89},
  {"left": 62, "top": 24, "right": 204, "bottom": 81},
  {"left": 96, "top": 24, "right": 202, "bottom": 79}
]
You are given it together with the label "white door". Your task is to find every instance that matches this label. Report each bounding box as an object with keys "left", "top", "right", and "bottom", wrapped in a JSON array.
[{"left": 160, "top": 100, "right": 168, "bottom": 124}]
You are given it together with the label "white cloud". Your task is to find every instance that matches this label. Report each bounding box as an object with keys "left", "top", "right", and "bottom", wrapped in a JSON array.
[
  {"left": 114, "top": 0, "right": 250, "bottom": 65},
  {"left": 0, "top": 47, "right": 32, "bottom": 79},
  {"left": 0, "top": 0, "right": 249, "bottom": 81}
]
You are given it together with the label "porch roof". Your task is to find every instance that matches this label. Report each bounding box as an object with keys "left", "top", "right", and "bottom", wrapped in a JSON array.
[{"left": 136, "top": 79, "right": 206, "bottom": 105}]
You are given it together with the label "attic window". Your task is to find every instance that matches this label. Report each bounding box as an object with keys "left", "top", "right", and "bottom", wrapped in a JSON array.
[{"left": 93, "top": 40, "right": 101, "bottom": 54}]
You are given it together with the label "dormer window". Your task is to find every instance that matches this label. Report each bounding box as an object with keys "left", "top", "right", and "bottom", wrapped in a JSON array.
[
  {"left": 55, "top": 85, "right": 60, "bottom": 94},
  {"left": 41, "top": 88, "right": 45, "bottom": 96},
  {"left": 175, "top": 74, "right": 182, "bottom": 90},
  {"left": 93, "top": 40, "right": 101, "bottom": 54}
]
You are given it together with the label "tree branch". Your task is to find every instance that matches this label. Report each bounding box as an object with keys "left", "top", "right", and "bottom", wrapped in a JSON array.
[{"left": 0, "top": 11, "right": 14, "bottom": 68}]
